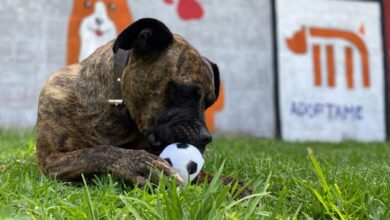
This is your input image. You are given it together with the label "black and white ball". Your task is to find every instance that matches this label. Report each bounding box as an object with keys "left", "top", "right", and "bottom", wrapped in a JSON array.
[{"left": 159, "top": 143, "right": 204, "bottom": 185}]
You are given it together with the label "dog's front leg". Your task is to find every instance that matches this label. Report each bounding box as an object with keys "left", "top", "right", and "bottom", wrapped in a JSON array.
[{"left": 42, "top": 146, "right": 183, "bottom": 186}]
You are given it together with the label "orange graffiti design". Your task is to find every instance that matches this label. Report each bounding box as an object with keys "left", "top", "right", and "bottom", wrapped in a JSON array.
[
  {"left": 326, "top": 45, "right": 335, "bottom": 87},
  {"left": 286, "top": 26, "right": 370, "bottom": 89},
  {"left": 345, "top": 47, "right": 354, "bottom": 89},
  {"left": 312, "top": 44, "right": 322, "bottom": 86},
  {"left": 67, "top": 0, "right": 133, "bottom": 65},
  {"left": 205, "top": 83, "right": 224, "bottom": 133}
]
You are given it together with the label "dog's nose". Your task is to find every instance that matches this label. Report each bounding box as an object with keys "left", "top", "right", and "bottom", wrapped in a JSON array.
[
  {"left": 198, "top": 127, "right": 212, "bottom": 146},
  {"left": 95, "top": 17, "right": 103, "bottom": 26}
]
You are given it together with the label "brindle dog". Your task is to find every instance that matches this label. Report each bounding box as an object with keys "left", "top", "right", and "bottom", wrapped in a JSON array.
[{"left": 37, "top": 18, "right": 248, "bottom": 192}]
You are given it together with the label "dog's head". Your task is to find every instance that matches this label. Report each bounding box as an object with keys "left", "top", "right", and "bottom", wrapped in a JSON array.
[{"left": 113, "top": 18, "right": 220, "bottom": 154}]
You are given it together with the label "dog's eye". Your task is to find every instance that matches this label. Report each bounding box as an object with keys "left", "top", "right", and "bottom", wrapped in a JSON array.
[
  {"left": 166, "top": 82, "right": 202, "bottom": 107},
  {"left": 108, "top": 2, "right": 117, "bottom": 10},
  {"left": 180, "top": 85, "right": 201, "bottom": 99},
  {"left": 84, "top": 0, "right": 92, "bottom": 8}
]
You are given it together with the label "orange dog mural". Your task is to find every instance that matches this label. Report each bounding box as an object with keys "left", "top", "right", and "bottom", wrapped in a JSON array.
[
  {"left": 67, "top": 0, "right": 132, "bottom": 65},
  {"left": 66, "top": 0, "right": 223, "bottom": 132}
]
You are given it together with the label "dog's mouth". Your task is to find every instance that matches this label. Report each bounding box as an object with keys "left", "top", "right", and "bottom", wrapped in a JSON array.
[
  {"left": 147, "top": 133, "right": 169, "bottom": 155},
  {"left": 146, "top": 121, "right": 211, "bottom": 155}
]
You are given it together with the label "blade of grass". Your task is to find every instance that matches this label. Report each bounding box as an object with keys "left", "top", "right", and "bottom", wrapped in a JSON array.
[
  {"left": 121, "top": 198, "right": 143, "bottom": 220},
  {"left": 292, "top": 203, "right": 302, "bottom": 220},
  {"left": 224, "top": 192, "right": 268, "bottom": 211},
  {"left": 120, "top": 196, "right": 164, "bottom": 220},
  {"left": 243, "top": 173, "right": 271, "bottom": 219},
  {"left": 81, "top": 174, "right": 97, "bottom": 220},
  {"left": 297, "top": 179, "right": 330, "bottom": 214},
  {"left": 307, "top": 148, "right": 330, "bottom": 193},
  {"left": 269, "top": 186, "right": 288, "bottom": 220},
  {"left": 305, "top": 148, "right": 347, "bottom": 220}
]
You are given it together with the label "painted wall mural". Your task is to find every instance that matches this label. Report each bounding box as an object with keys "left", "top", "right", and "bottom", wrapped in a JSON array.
[
  {"left": 67, "top": 0, "right": 133, "bottom": 65},
  {"left": 276, "top": 0, "right": 385, "bottom": 141},
  {"left": 67, "top": 0, "right": 206, "bottom": 65},
  {"left": 286, "top": 26, "right": 370, "bottom": 89}
]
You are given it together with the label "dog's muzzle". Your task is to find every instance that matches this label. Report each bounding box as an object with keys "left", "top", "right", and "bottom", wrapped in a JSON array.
[{"left": 147, "top": 121, "right": 212, "bottom": 155}]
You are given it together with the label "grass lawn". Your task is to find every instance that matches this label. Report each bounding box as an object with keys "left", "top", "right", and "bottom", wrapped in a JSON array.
[{"left": 0, "top": 130, "right": 389, "bottom": 219}]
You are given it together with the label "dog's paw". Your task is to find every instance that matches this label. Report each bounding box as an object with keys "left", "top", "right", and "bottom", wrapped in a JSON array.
[{"left": 109, "top": 149, "right": 183, "bottom": 186}]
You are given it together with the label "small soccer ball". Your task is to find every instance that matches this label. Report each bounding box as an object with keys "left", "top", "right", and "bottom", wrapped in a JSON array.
[{"left": 159, "top": 143, "right": 204, "bottom": 185}]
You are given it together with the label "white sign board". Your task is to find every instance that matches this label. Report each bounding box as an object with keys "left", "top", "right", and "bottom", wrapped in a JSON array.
[{"left": 276, "top": 0, "right": 386, "bottom": 141}]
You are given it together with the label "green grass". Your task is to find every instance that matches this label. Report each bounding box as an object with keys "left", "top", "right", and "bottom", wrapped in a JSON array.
[{"left": 0, "top": 129, "right": 389, "bottom": 219}]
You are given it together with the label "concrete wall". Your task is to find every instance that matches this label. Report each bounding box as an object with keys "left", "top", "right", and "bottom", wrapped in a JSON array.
[
  {"left": 0, "top": 0, "right": 72, "bottom": 127},
  {"left": 0, "top": 0, "right": 276, "bottom": 138}
]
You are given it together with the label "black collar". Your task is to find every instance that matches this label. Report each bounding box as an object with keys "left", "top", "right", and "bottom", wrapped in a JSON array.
[{"left": 109, "top": 49, "right": 130, "bottom": 106}]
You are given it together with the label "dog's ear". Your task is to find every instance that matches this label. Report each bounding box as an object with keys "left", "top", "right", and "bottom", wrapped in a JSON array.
[
  {"left": 113, "top": 18, "right": 173, "bottom": 56},
  {"left": 205, "top": 59, "right": 220, "bottom": 108}
]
